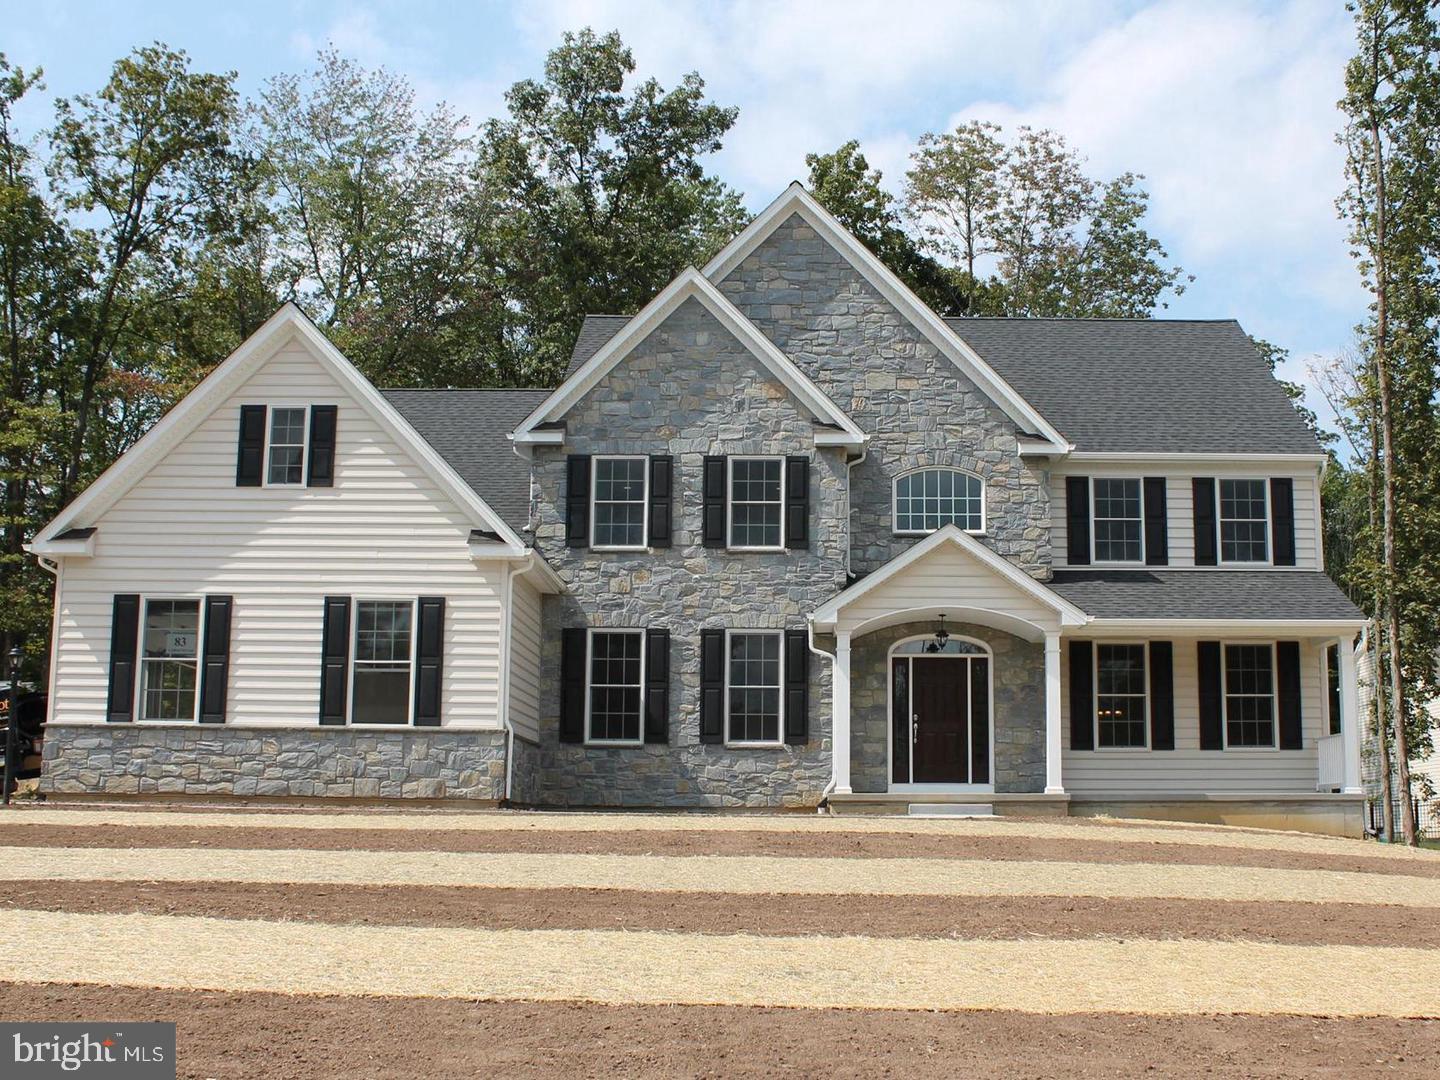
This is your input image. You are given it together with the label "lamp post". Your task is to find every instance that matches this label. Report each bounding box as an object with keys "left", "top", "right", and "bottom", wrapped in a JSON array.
[{"left": 2, "top": 645, "right": 19, "bottom": 805}]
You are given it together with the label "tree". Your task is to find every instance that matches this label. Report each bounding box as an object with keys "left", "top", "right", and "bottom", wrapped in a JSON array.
[
  {"left": 805, "top": 140, "right": 959, "bottom": 312},
  {"left": 904, "top": 123, "right": 1189, "bottom": 317},
  {"left": 482, "top": 29, "right": 746, "bottom": 382},
  {"left": 1338, "top": 0, "right": 1440, "bottom": 845}
]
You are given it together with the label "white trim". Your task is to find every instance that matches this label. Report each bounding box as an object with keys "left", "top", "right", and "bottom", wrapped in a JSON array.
[
  {"left": 1084, "top": 618, "right": 1367, "bottom": 635},
  {"left": 590, "top": 455, "right": 650, "bottom": 552},
  {"left": 702, "top": 184, "right": 1069, "bottom": 451},
  {"left": 1065, "top": 451, "right": 1328, "bottom": 465},
  {"left": 724, "top": 628, "right": 786, "bottom": 748},
  {"left": 885, "top": 633, "right": 994, "bottom": 790},
  {"left": 511, "top": 267, "right": 865, "bottom": 449},
  {"left": 1217, "top": 476, "right": 1272, "bottom": 565},
  {"left": 1093, "top": 641, "right": 1150, "bottom": 751},
  {"left": 891, "top": 467, "right": 986, "bottom": 536},
  {"left": 1090, "top": 476, "right": 1146, "bottom": 566},
  {"left": 346, "top": 597, "right": 418, "bottom": 728},
  {"left": 811, "top": 524, "right": 1088, "bottom": 630},
  {"left": 135, "top": 595, "right": 204, "bottom": 724},
  {"left": 584, "top": 627, "right": 647, "bottom": 747},
  {"left": 262, "top": 404, "right": 310, "bottom": 487},
  {"left": 32, "top": 304, "right": 527, "bottom": 553},
  {"left": 727, "top": 455, "right": 786, "bottom": 552},
  {"left": 1220, "top": 641, "right": 1279, "bottom": 751}
]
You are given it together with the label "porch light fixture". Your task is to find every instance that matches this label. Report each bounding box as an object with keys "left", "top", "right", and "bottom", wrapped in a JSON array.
[{"left": 925, "top": 614, "right": 950, "bottom": 653}]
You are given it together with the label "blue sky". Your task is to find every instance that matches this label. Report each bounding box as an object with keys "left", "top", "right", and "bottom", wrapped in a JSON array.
[{"left": 5, "top": 1, "right": 1364, "bottom": 431}]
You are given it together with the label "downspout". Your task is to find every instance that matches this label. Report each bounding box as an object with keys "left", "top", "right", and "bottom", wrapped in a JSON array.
[
  {"left": 845, "top": 447, "right": 867, "bottom": 579},
  {"left": 498, "top": 553, "right": 533, "bottom": 803},
  {"left": 807, "top": 617, "right": 837, "bottom": 811}
]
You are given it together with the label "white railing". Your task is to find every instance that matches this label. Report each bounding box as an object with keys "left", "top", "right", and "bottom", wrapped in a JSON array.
[{"left": 1317, "top": 733, "right": 1344, "bottom": 790}]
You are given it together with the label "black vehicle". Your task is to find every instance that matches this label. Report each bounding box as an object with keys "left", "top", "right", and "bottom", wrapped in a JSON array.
[{"left": 2, "top": 685, "right": 46, "bottom": 796}]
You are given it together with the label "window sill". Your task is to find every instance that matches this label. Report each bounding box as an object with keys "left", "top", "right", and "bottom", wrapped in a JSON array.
[
  {"left": 726, "top": 546, "right": 786, "bottom": 554},
  {"left": 584, "top": 739, "right": 646, "bottom": 748},
  {"left": 1093, "top": 745, "right": 1151, "bottom": 753}
]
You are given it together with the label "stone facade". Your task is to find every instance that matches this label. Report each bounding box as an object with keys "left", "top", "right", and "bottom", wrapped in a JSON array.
[
  {"left": 40, "top": 724, "right": 506, "bottom": 800},
  {"left": 850, "top": 620, "right": 1045, "bottom": 794},
  {"left": 715, "top": 213, "right": 1053, "bottom": 578},
  {"left": 525, "top": 296, "right": 843, "bottom": 807}
]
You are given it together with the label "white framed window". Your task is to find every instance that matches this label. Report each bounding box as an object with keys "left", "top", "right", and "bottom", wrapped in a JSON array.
[
  {"left": 586, "top": 629, "right": 645, "bottom": 745},
  {"left": 1222, "top": 642, "right": 1277, "bottom": 748},
  {"left": 725, "top": 630, "right": 783, "bottom": 745},
  {"left": 728, "top": 457, "right": 784, "bottom": 550},
  {"left": 1092, "top": 478, "right": 1143, "bottom": 563},
  {"left": 266, "top": 406, "right": 308, "bottom": 486},
  {"left": 1095, "top": 643, "right": 1148, "bottom": 749},
  {"left": 591, "top": 456, "right": 648, "bottom": 549},
  {"left": 893, "top": 468, "right": 984, "bottom": 534},
  {"left": 1219, "top": 478, "right": 1269, "bottom": 563},
  {"left": 1324, "top": 643, "right": 1342, "bottom": 737},
  {"left": 350, "top": 599, "right": 415, "bottom": 725},
  {"left": 138, "top": 598, "right": 202, "bottom": 722}
]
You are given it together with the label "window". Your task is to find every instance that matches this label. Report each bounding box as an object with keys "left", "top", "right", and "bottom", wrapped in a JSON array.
[
  {"left": 1219, "top": 479, "right": 1269, "bottom": 563},
  {"left": 591, "top": 457, "right": 648, "bottom": 549},
  {"left": 726, "top": 631, "right": 782, "bottom": 744},
  {"left": 351, "top": 600, "right": 413, "bottom": 724},
  {"left": 1326, "top": 643, "right": 1342, "bottom": 736},
  {"left": 1095, "top": 644, "right": 1147, "bottom": 748},
  {"left": 1093, "top": 478, "right": 1143, "bottom": 562},
  {"left": 1224, "top": 643, "right": 1276, "bottom": 747},
  {"left": 729, "top": 457, "right": 783, "bottom": 549},
  {"left": 140, "top": 600, "right": 201, "bottom": 721},
  {"left": 894, "top": 469, "right": 984, "bottom": 533},
  {"left": 267, "top": 407, "right": 307, "bottom": 485},
  {"left": 586, "top": 630, "right": 644, "bottom": 743}
]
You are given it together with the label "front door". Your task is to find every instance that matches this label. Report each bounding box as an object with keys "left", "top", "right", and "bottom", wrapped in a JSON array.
[{"left": 893, "top": 648, "right": 991, "bottom": 786}]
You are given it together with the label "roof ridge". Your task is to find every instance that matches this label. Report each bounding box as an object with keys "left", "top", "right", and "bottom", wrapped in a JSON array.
[{"left": 945, "top": 316, "right": 1241, "bottom": 324}]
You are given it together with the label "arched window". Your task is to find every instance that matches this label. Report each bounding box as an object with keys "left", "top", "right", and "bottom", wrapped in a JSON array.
[{"left": 893, "top": 469, "right": 984, "bottom": 534}]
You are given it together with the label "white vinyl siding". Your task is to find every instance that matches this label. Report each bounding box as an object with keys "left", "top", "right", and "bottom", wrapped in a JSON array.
[
  {"left": 1050, "top": 467, "right": 1321, "bottom": 569},
  {"left": 50, "top": 339, "right": 507, "bottom": 729},
  {"left": 1062, "top": 637, "right": 1326, "bottom": 795},
  {"left": 506, "top": 576, "right": 543, "bottom": 743}
]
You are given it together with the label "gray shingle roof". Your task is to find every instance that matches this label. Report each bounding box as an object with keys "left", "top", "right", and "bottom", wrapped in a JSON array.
[
  {"left": 382, "top": 388, "right": 549, "bottom": 534},
  {"left": 564, "top": 314, "right": 1321, "bottom": 455},
  {"left": 1049, "top": 570, "right": 1363, "bottom": 621}
]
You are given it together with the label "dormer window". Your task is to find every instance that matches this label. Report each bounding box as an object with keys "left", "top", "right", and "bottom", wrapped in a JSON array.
[{"left": 893, "top": 469, "right": 984, "bottom": 534}]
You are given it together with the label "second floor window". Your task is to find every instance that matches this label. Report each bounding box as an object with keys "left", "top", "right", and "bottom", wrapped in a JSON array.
[
  {"left": 893, "top": 469, "right": 984, "bottom": 533},
  {"left": 1093, "top": 478, "right": 1143, "bottom": 562},
  {"left": 591, "top": 456, "right": 648, "bottom": 549},
  {"left": 1220, "top": 479, "right": 1269, "bottom": 563},
  {"left": 729, "top": 457, "right": 783, "bottom": 549},
  {"left": 267, "top": 407, "right": 307, "bottom": 485}
]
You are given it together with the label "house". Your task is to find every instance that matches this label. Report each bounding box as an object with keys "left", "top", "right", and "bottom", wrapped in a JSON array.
[{"left": 28, "top": 184, "right": 1368, "bottom": 834}]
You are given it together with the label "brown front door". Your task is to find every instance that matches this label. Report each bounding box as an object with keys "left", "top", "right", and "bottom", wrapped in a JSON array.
[{"left": 911, "top": 658, "right": 970, "bottom": 783}]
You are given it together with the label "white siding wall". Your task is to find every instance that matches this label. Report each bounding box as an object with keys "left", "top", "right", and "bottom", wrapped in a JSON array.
[
  {"left": 507, "top": 575, "right": 543, "bottom": 742},
  {"left": 1061, "top": 637, "right": 1326, "bottom": 795},
  {"left": 1050, "top": 466, "right": 1322, "bottom": 570},
  {"left": 52, "top": 339, "right": 507, "bottom": 729}
]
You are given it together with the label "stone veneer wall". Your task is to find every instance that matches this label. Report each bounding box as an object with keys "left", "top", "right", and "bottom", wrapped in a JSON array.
[
  {"left": 40, "top": 725, "right": 507, "bottom": 800},
  {"left": 714, "top": 213, "right": 1053, "bottom": 579},
  {"left": 850, "top": 620, "right": 1045, "bottom": 794},
  {"left": 527, "top": 296, "right": 843, "bottom": 808}
]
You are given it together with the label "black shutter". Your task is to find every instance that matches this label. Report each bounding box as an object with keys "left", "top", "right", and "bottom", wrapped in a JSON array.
[
  {"left": 785, "top": 456, "right": 810, "bottom": 550},
  {"left": 1276, "top": 641, "right": 1303, "bottom": 749},
  {"left": 703, "top": 456, "right": 727, "bottom": 549},
  {"left": 1271, "top": 478, "right": 1296, "bottom": 566},
  {"left": 644, "top": 629, "right": 670, "bottom": 744},
  {"left": 319, "top": 597, "right": 351, "bottom": 725},
  {"left": 560, "top": 628, "right": 587, "bottom": 743},
  {"left": 106, "top": 594, "right": 141, "bottom": 723},
  {"left": 199, "top": 595, "right": 233, "bottom": 724},
  {"left": 1193, "top": 478, "right": 1218, "bottom": 566},
  {"left": 1143, "top": 477, "right": 1169, "bottom": 566},
  {"left": 565, "top": 455, "right": 591, "bottom": 548},
  {"left": 1065, "top": 476, "right": 1091, "bottom": 565},
  {"left": 307, "top": 404, "right": 337, "bottom": 487},
  {"left": 784, "top": 628, "right": 809, "bottom": 744},
  {"left": 236, "top": 405, "right": 266, "bottom": 487},
  {"left": 1068, "top": 640, "right": 1094, "bottom": 750},
  {"left": 1148, "top": 641, "right": 1174, "bottom": 750},
  {"left": 1197, "top": 641, "right": 1223, "bottom": 749},
  {"left": 648, "top": 456, "right": 673, "bottom": 549},
  {"left": 700, "top": 628, "right": 725, "bottom": 743},
  {"left": 413, "top": 597, "right": 445, "bottom": 727}
]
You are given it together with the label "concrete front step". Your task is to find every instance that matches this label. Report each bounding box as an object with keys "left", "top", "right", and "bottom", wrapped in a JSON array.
[{"left": 907, "top": 802, "right": 994, "bottom": 818}]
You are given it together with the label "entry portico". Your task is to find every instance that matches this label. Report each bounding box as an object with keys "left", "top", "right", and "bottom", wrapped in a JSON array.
[{"left": 810, "top": 526, "right": 1088, "bottom": 798}]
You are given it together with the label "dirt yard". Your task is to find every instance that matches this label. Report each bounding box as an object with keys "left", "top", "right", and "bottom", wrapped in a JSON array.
[{"left": 1, "top": 806, "right": 1437, "bottom": 1078}]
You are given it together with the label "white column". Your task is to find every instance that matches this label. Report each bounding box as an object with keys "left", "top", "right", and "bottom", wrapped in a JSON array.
[
  {"left": 832, "top": 629, "right": 853, "bottom": 795},
  {"left": 1044, "top": 631, "right": 1064, "bottom": 794},
  {"left": 1339, "top": 633, "right": 1362, "bottom": 794}
]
